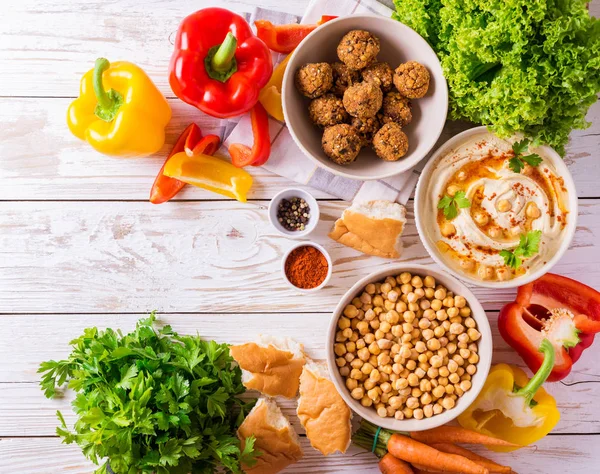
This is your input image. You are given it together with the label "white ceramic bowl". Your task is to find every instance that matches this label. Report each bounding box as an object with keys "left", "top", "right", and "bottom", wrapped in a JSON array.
[
  {"left": 326, "top": 264, "right": 492, "bottom": 431},
  {"left": 268, "top": 188, "right": 320, "bottom": 239},
  {"left": 281, "top": 241, "right": 333, "bottom": 293},
  {"left": 282, "top": 15, "right": 448, "bottom": 181},
  {"left": 415, "top": 126, "right": 578, "bottom": 289}
]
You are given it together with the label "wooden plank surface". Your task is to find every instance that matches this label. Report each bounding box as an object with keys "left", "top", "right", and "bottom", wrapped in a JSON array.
[
  {"left": 1, "top": 99, "right": 598, "bottom": 200},
  {"left": 1, "top": 435, "right": 598, "bottom": 474},
  {"left": 1, "top": 0, "right": 599, "bottom": 472},
  {"left": 1, "top": 200, "right": 598, "bottom": 313}
]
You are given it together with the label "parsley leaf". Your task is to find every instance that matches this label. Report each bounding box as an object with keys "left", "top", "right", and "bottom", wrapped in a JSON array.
[
  {"left": 500, "top": 230, "right": 543, "bottom": 269},
  {"left": 438, "top": 190, "right": 471, "bottom": 219},
  {"left": 509, "top": 138, "right": 543, "bottom": 173},
  {"left": 39, "top": 312, "right": 256, "bottom": 474}
]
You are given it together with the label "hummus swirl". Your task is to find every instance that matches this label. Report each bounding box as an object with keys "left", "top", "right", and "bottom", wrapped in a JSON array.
[{"left": 425, "top": 132, "right": 569, "bottom": 282}]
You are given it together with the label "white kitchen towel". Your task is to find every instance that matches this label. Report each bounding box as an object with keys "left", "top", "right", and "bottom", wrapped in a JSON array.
[{"left": 221, "top": 0, "right": 420, "bottom": 205}]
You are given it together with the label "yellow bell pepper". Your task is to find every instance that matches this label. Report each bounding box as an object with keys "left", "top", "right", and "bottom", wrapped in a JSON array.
[
  {"left": 67, "top": 58, "right": 171, "bottom": 157},
  {"left": 458, "top": 339, "right": 560, "bottom": 452},
  {"left": 163, "top": 152, "right": 253, "bottom": 203},
  {"left": 258, "top": 54, "right": 291, "bottom": 122}
]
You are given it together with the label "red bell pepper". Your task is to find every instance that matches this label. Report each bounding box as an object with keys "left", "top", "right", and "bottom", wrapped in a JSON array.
[
  {"left": 499, "top": 273, "right": 600, "bottom": 381},
  {"left": 255, "top": 15, "right": 338, "bottom": 53},
  {"left": 150, "top": 124, "right": 220, "bottom": 204},
  {"left": 169, "top": 8, "right": 273, "bottom": 119},
  {"left": 229, "top": 102, "right": 271, "bottom": 168}
]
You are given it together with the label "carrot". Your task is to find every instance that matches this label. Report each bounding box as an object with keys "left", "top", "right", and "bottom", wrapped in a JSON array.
[
  {"left": 410, "top": 426, "right": 519, "bottom": 447},
  {"left": 379, "top": 453, "right": 415, "bottom": 474},
  {"left": 386, "top": 434, "right": 489, "bottom": 474},
  {"left": 431, "top": 443, "right": 512, "bottom": 473},
  {"left": 412, "top": 467, "right": 456, "bottom": 474}
]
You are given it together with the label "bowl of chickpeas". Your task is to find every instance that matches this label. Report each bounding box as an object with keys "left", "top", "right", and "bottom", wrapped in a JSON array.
[{"left": 326, "top": 264, "right": 492, "bottom": 431}]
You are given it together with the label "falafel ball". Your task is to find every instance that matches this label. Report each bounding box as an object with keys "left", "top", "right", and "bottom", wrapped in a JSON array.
[
  {"left": 331, "top": 62, "right": 360, "bottom": 96},
  {"left": 343, "top": 82, "right": 383, "bottom": 119},
  {"left": 322, "top": 124, "right": 362, "bottom": 165},
  {"left": 361, "top": 62, "right": 394, "bottom": 92},
  {"left": 393, "top": 61, "right": 430, "bottom": 99},
  {"left": 372, "top": 122, "right": 409, "bottom": 161},
  {"left": 337, "top": 30, "right": 380, "bottom": 70},
  {"left": 381, "top": 92, "right": 412, "bottom": 126},
  {"left": 351, "top": 115, "right": 381, "bottom": 144},
  {"left": 295, "top": 62, "right": 333, "bottom": 99},
  {"left": 309, "top": 94, "right": 349, "bottom": 127}
]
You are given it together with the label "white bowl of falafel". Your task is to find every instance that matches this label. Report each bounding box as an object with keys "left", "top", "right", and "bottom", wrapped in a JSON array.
[{"left": 282, "top": 15, "right": 448, "bottom": 181}]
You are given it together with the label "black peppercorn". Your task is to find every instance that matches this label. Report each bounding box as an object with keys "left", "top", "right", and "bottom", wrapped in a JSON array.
[{"left": 277, "top": 197, "right": 311, "bottom": 231}]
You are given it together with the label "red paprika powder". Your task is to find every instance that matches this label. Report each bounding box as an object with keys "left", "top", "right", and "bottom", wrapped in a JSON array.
[{"left": 284, "top": 245, "right": 329, "bottom": 289}]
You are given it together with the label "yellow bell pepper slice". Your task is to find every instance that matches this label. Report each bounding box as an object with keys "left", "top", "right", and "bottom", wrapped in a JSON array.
[
  {"left": 163, "top": 152, "right": 253, "bottom": 203},
  {"left": 67, "top": 58, "right": 171, "bottom": 157},
  {"left": 258, "top": 54, "right": 291, "bottom": 122},
  {"left": 458, "top": 339, "right": 560, "bottom": 452}
]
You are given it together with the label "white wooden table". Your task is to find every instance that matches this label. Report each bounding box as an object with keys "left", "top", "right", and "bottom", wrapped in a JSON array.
[{"left": 1, "top": 1, "right": 599, "bottom": 472}]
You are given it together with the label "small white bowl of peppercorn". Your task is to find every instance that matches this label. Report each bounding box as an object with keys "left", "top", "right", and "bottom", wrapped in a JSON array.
[{"left": 268, "top": 188, "right": 320, "bottom": 239}]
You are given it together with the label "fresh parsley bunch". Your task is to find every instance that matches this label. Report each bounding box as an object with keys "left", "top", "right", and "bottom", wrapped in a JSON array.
[{"left": 39, "top": 313, "right": 256, "bottom": 474}]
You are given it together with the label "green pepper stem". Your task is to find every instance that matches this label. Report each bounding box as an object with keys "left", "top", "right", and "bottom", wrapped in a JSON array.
[
  {"left": 93, "top": 58, "right": 114, "bottom": 110},
  {"left": 515, "top": 338, "right": 555, "bottom": 404},
  {"left": 211, "top": 33, "right": 237, "bottom": 72}
]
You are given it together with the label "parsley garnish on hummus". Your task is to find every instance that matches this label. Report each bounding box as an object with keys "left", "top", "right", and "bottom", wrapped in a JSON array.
[{"left": 500, "top": 230, "right": 543, "bottom": 269}]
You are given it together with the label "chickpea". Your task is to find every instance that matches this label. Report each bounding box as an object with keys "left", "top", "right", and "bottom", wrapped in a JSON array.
[
  {"left": 433, "top": 403, "right": 443, "bottom": 415},
  {"left": 466, "top": 364, "right": 477, "bottom": 375},
  {"left": 433, "top": 326, "right": 445, "bottom": 338},
  {"left": 468, "top": 353, "right": 479, "bottom": 364},
  {"left": 413, "top": 408, "right": 424, "bottom": 420},
  {"left": 419, "top": 318, "right": 432, "bottom": 330},
  {"left": 336, "top": 357, "right": 346, "bottom": 368},
  {"left": 448, "top": 360, "right": 459, "bottom": 374},
  {"left": 414, "top": 341, "right": 427, "bottom": 353},
  {"left": 395, "top": 301, "right": 408, "bottom": 313},
  {"left": 403, "top": 407, "right": 414, "bottom": 419},
  {"left": 400, "top": 283, "right": 412, "bottom": 295},
  {"left": 345, "top": 377, "right": 358, "bottom": 390},
  {"left": 350, "top": 369, "right": 363, "bottom": 380},
  {"left": 443, "top": 296, "right": 455, "bottom": 308},
  {"left": 438, "top": 366, "right": 450, "bottom": 378},
  {"left": 380, "top": 382, "right": 392, "bottom": 394},
  {"left": 402, "top": 322, "right": 414, "bottom": 334},
  {"left": 407, "top": 373, "right": 420, "bottom": 387},
  {"left": 361, "top": 363, "right": 374, "bottom": 375},
  {"left": 369, "top": 342, "right": 382, "bottom": 355},
  {"left": 527, "top": 202, "right": 541, "bottom": 219},
  {"left": 385, "top": 310, "right": 400, "bottom": 325},
  {"left": 430, "top": 355, "right": 443, "bottom": 368},
  {"left": 441, "top": 222, "right": 456, "bottom": 237},
  {"left": 442, "top": 397, "right": 456, "bottom": 410},
  {"left": 350, "top": 359, "right": 364, "bottom": 370},
  {"left": 445, "top": 384, "right": 455, "bottom": 395},
  {"left": 381, "top": 282, "right": 392, "bottom": 294},
  {"left": 417, "top": 354, "right": 428, "bottom": 364},
  {"left": 338, "top": 316, "right": 351, "bottom": 330},
  {"left": 460, "top": 307, "right": 472, "bottom": 318},
  {"left": 447, "top": 307, "right": 459, "bottom": 318},
  {"left": 377, "top": 339, "right": 393, "bottom": 350},
  {"left": 436, "top": 309, "right": 448, "bottom": 321},
  {"left": 377, "top": 406, "right": 388, "bottom": 418},
  {"left": 421, "top": 392, "right": 432, "bottom": 406},
  {"left": 450, "top": 322, "right": 465, "bottom": 335},
  {"left": 361, "top": 396, "right": 373, "bottom": 407},
  {"left": 447, "top": 342, "right": 457, "bottom": 354},
  {"left": 467, "top": 328, "right": 481, "bottom": 341},
  {"left": 497, "top": 199, "right": 511, "bottom": 213},
  {"left": 377, "top": 353, "right": 391, "bottom": 367},
  {"left": 400, "top": 345, "right": 412, "bottom": 359},
  {"left": 395, "top": 410, "right": 405, "bottom": 420},
  {"left": 405, "top": 397, "right": 418, "bottom": 409},
  {"left": 357, "top": 321, "right": 370, "bottom": 336},
  {"left": 339, "top": 366, "right": 350, "bottom": 377},
  {"left": 372, "top": 368, "right": 384, "bottom": 382},
  {"left": 477, "top": 265, "right": 494, "bottom": 280},
  {"left": 342, "top": 328, "right": 353, "bottom": 339},
  {"left": 449, "top": 373, "right": 460, "bottom": 384},
  {"left": 364, "top": 379, "right": 376, "bottom": 391},
  {"left": 432, "top": 384, "right": 446, "bottom": 399},
  {"left": 473, "top": 211, "right": 489, "bottom": 227}
]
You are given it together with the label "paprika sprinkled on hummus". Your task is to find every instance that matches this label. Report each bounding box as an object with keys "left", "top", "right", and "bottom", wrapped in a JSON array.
[{"left": 284, "top": 245, "right": 329, "bottom": 289}]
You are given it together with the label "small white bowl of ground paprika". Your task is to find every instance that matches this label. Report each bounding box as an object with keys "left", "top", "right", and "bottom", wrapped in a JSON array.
[{"left": 282, "top": 242, "right": 332, "bottom": 292}]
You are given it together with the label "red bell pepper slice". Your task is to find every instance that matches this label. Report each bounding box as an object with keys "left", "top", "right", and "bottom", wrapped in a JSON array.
[
  {"left": 169, "top": 8, "right": 273, "bottom": 119},
  {"left": 255, "top": 15, "right": 338, "bottom": 53},
  {"left": 499, "top": 273, "right": 600, "bottom": 381},
  {"left": 229, "top": 102, "right": 271, "bottom": 168},
  {"left": 150, "top": 124, "right": 221, "bottom": 204}
]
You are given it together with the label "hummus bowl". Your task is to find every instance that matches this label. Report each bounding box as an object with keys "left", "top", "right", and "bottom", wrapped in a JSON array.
[{"left": 415, "top": 127, "right": 577, "bottom": 288}]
